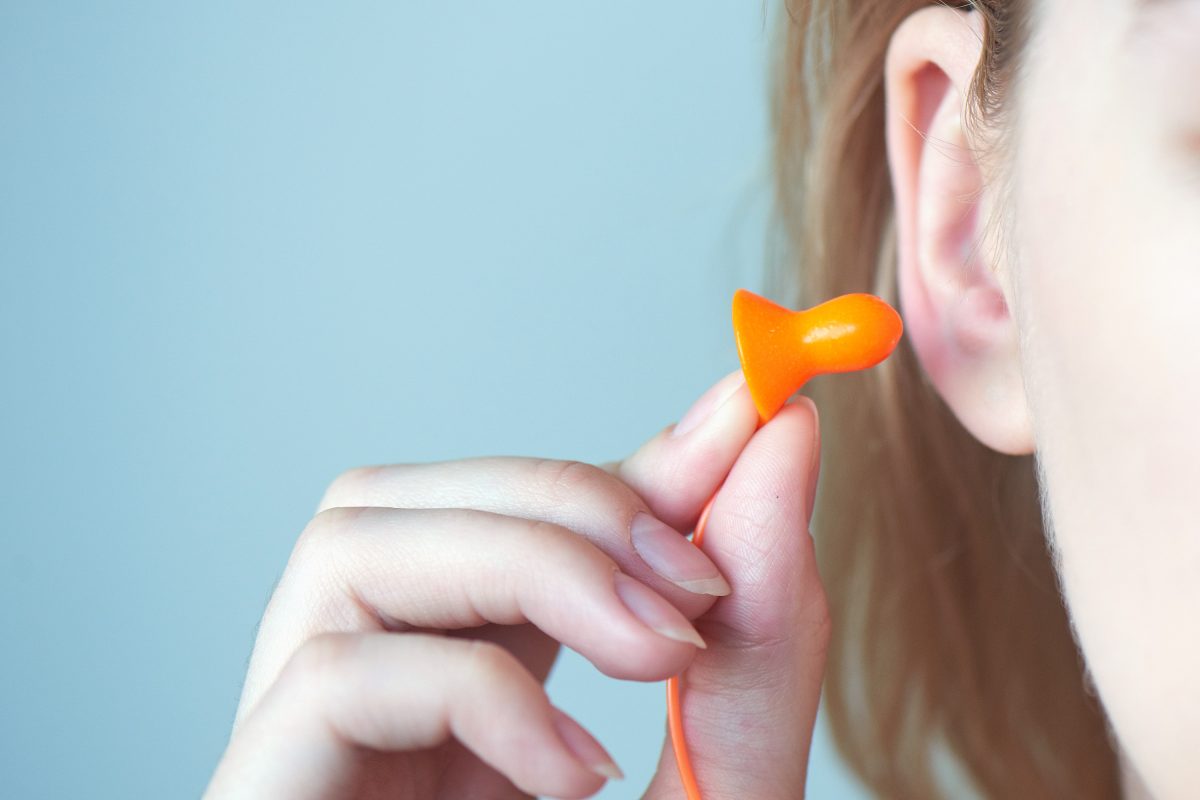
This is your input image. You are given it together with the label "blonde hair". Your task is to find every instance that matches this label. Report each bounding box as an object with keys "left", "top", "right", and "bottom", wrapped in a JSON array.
[{"left": 766, "top": 1, "right": 1121, "bottom": 796}]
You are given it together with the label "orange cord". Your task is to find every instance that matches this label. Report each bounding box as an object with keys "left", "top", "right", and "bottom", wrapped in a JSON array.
[{"left": 665, "top": 484, "right": 722, "bottom": 800}]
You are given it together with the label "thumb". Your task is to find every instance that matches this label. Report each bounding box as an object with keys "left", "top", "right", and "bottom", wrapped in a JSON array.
[{"left": 643, "top": 395, "right": 827, "bottom": 800}]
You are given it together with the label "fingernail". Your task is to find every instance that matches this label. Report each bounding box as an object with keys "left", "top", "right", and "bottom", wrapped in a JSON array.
[
  {"left": 630, "top": 511, "right": 731, "bottom": 596},
  {"left": 671, "top": 369, "right": 746, "bottom": 438},
  {"left": 790, "top": 395, "right": 821, "bottom": 524},
  {"left": 550, "top": 707, "right": 624, "bottom": 781},
  {"left": 613, "top": 571, "right": 707, "bottom": 649}
]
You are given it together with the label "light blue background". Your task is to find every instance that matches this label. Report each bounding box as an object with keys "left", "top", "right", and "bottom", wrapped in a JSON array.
[{"left": 0, "top": 3, "right": 869, "bottom": 798}]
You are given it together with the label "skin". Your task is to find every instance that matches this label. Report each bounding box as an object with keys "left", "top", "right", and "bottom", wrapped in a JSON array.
[
  {"left": 887, "top": 3, "right": 1199, "bottom": 797},
  {"left": 207, "top": 2, "right": 1195, "bottom": 797},
  {"left": 205, "top": 371, "right": 828, "bottom": 799}
]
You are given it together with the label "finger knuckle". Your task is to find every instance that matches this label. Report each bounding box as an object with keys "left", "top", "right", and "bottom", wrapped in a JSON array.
[
  {"left": 295, "top": 506, "right": 361, "bottom": 559},
  {"left": 318, "top": 465, "right": 381, "bottom": 511},
  {"left": 289, "top": 632, "right": 358, "bottom": 693},
  {"left": 289, "top": 509, "right": 370, "bottom": 589},
  {"left": 523, "top": 516, "right": 570, "bottom": 547},
  {"left": 462, "top": 638, "right": 524, "bottom": 689},
  {"left": 529, "top": 457, "right": 646, "bottom": 528},
  {"left": 532, "top": 458, "right": 620, "bottom": 502}
]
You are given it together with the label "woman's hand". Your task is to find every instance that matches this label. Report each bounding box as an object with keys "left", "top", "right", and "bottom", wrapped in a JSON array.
[{"left": 204, "top": 369, "right": 828, "bottom": 800}]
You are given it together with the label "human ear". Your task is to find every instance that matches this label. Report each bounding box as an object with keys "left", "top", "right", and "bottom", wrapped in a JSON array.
[{"left": 884, "top": 5, "right": 1034, "bottom": 456}]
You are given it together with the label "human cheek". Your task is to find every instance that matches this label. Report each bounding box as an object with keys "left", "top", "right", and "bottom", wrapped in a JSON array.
[{"left": 1011, "top": 11, "right": 1200, "bottom": 796}]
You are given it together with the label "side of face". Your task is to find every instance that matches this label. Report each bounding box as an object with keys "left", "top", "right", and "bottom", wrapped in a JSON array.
[
  {"left": 1011, "top": 1, "right": 1200, "bottom": 795},
  {"left": 885, "top": 2, "right": 1200, "bottom": 796}
]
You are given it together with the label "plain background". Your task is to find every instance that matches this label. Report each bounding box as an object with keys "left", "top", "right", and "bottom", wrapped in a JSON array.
[{"left": 0, "top": 3, "right": 871, "bottom": 797}]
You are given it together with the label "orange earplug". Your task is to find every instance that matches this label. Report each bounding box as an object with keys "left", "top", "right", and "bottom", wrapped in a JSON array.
[
  {"left": 733, "top": 288, "right": 904, "bottom": 423},
  {"left": 666, "top": 288, "right": 903, "bottom": 800}
]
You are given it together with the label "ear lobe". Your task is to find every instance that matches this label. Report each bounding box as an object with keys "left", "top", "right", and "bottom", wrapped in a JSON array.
[{"left": 885, "top": 5, "right": 1035, "bottom": 456}]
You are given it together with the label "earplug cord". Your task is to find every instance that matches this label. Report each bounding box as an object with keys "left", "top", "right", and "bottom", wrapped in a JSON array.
[{"left": 664, "top": 488, "right": 718, "bottom": 800}]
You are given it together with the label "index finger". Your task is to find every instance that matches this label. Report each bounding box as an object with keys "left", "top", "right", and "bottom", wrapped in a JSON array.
[{"left": 317, "top": 455, "right": 722, "bottom": 619}]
